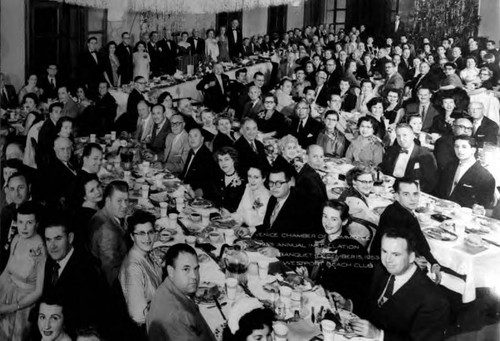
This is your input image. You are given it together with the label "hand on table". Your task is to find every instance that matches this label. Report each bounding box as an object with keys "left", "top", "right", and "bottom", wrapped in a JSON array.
[
  {"left": 330, "top": 291, "right": 350, "bottom": 310},
  {"left": 350, "top": 318, "right": 381, "bottom": 339},
  {"left": 295, "top": 266, "right": 309, "bottom": 278}
]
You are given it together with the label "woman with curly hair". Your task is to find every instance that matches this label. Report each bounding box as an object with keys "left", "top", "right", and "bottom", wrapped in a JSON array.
[
  {"left": 213, "top": 147, "right": 246, "bottom": 213},
  {"left": 345, "top": 116, "right": 384, "bottom": 166}
]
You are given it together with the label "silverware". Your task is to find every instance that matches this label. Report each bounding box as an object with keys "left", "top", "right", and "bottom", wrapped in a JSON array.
[
  {"left": 438, "top": 226, "right": 458, "bottom": 238},
  {"left": 213, "top": 295, "right": 227, "bottom": 321},
  {"left": 240, "top": 283, "right": 255, "bottom": 298},
  {"left": 207, "top": 301, "right": 228, "bottom": 309},
  {"left": 482, "top": 237, "right": 500, "bottom": 247},
  {"left": 311, "top": 306, "right": 315, "bottom": 324}
]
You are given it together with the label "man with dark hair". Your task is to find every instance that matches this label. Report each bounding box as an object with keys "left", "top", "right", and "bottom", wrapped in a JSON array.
[
  {"left": 290, "top": 101, "right": 323, "bottom": 148},
  {"left": 157, "top": 28, "right": 177, "bottom": 75},
  {"left": 43, "top": 216, "right": 109, "bottom": 338},
  {"left": 147, "top": 31, "right": 161, "bottom": 76},
  {"left": 88, "top": 180, "right": 129, "bottom": 285},
  {"left": 437, "top": 135, "right": 495, "bottom": 208},
  {"left": 440, "top": 62, "right": 463, "bottom": 90},
  {"left": 371, "top": 178, "right": 441, "bottom": 283},
  {"left": 78, "top": 36, "right": 104, "bottom": 96},
  {"left": 334, "top": 227, "right": 449, "bottom": 340},
  {"left": 148, "top": 104, "right": 171, "bottom": 156},
  {"left": 147, "top": 243, "right": 216, "bottom": 341},
  {"left": 94, "top": 81, "right": 118, "bottom": 135},
  {"left": 123, "top": 76, "right": 147, "bottom": 133},
  {"left": 233, "top": 118, "right": 267, "bottom": 175},
  {"left": 380, "top": 124, "right": 438, "bottom": 193},
  {"left": 404, "top": 87, "right": 440, "bottom": 132},
  {"left": 38, "top": 64, "right": 61, "bottom": 102},
  {"left": 379, "top": 60, "right": 404, "bottom": 95},
  {"left": 116, "top": 32, "right": 134, "bottom": 84},
  {"left": 227, "top": 19, "right": 243, "bottom": 58},
  {"left": 434, "top": 117, "right": 473, "bottom": 172},
  {"left": 38, "top": 102, "right": 64, "bottom": 166},
  {"left": 336, "top": 78, "right": 357, "bottom": 112},
  {"left": 227, "top": 68, "right": 248, "bottom": 115}
]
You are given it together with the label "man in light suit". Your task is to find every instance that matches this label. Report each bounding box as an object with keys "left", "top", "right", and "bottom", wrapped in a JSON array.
[
  {"left": 241, "top": 86, "right": 264, "bottom": 120},
  {"left": 88, "top": 181, "right": 129, "bottom": 286},
  {"left": 335, "top": 227, "right": 449, "bottom": 341},
  {"left": 404, "top": 87, "right": 440, "bottom": 132},
  {"left": 379, "top": 124, "right": 438, "bottom": 193},
  {"left": 135, "top": 100, "right": 154, "bottom": 143},
  {"left": 438, "top": 135, "right": 495, "bottom": 208},
  {"left": 469, "top": 101, "right": 499, "bottom": 146},
  {"left": 196, "top": 63, "right": 230, "bottom": 113},
  {"left": 148, "top": 104, "right": 171, "bottom": 156},
  {"left": 164, "top": 114, "right": 190, "bottom": 174},
  {"left": 379, "top": 61, "right": 404, "bottom": 96}
]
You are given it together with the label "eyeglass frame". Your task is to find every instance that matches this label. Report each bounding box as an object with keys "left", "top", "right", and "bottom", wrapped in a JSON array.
[{"left": 268, "top": 180, "right": 288, "bottom": 188}]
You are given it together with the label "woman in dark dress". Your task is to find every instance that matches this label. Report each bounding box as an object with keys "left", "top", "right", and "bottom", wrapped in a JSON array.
[
  {"left": 21, "top": 93, "right": 44, "bottom": 135},
  {"left": 384, "top": 89, "right": 404, "bottom": 125},
  {"left": 73, "top": 175, "right": 103, "bottom": 251},
  {"left": 255, "top": 93, "right": 287, "bottom": 139},
  {"left": 212, "top": 114, "right": 237, "bottom": 152},
  {"left": 213, "top": 147, "right": 246, "bottom": 213},
  {"left": 102, "top": 41, "right": 121, "bottom": 87}
]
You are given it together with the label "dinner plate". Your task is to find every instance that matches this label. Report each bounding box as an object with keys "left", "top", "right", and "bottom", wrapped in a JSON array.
[
  {"left": 195, "top": 283, "right": 225, "bottom": 305},
  {"left": 190, "top": 198, "right": 214, "bottom": 209},
  {"left": 210, "top": 216, "right": 238, "bottom": 229},
  {"left": 423, "top": 227, "right": 458, "bottom": 241}
]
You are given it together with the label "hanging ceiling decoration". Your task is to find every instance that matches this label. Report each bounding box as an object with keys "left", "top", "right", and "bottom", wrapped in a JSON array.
[{"left": 54, "top": 0, "right": 301, "bottom": 14}]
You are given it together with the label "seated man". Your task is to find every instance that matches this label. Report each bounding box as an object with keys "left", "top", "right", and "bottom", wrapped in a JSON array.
[
  {"left": 469, "top": 101, "right": 499, "bottom": 146},
  {"left": 123, "top": 76, "right": 146, "bottom": 133},
  {"left": 371, "top": 178, "right": 441, "bottom": 283},
  {"left": 38, "top": 102, "right": 64, "bottom": 167},
  {"left": 437, "top": 135, "right": 495, "bottom": 208},
  {"left": 148, "top": 104, "right": 171, "bottom": 156},
  {"left": 88, "top": 180, "right": 129, "bottom": 286},
  {"left": 196, "top": 63, "right": 230, "bottom": 113},
  {"left": 147, "top": 243, "right": 216, "bottom": 341},
  {"left": 36, "top": 294, "right": 72, "bottom": 341},
  {"left": 233, "top": 118, "right": 267, "bottom": 175},
  {"left": 334, "top": 228, "right": 449, "bottom": 341},
  {"left": 177, "top": 99, "right": 200, "bottom": 132},
  {"left": 241, "top": 85, "right": 263, "bottom": 120},
  {"left": 379, "top": 123, "right": 438, "bottom": 193},
  {"left": 58, "top": 85, "right": 82, "bottom": 120},
  {"left": 94, "top": 81, "right": 117, "bottom": 135},
  {"left": 43, "top": 215, "right": 109, "bottom": 338},
  {"left": 179, "top": 127, "right": 216, "bottom": 198},
  {"left": 164, "top": 114, "right": 190, "bottom": 174},
  {"left": 135, "top": 100, "right": 154, "bottom": 143},
  {"left": 290, "top": 101, "right": 323, "bottom": 149},
  {"left": 434, "top": 118, "right": 472, "bottom": 172},
  {"left": 404, "top": 87, "right": 440, "bottom": 132},
  {"left": 45, "top": 137, "right": 77, "bottom": 208}
]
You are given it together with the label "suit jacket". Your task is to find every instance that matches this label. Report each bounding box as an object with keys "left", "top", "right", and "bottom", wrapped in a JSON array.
[
  {"left": 473, "top": 116, "right": 499, "bottom": 146},
  {"left": 290, "top": 116, "right": 323, "bottom": 148},
  {"left": 366, "top": 265, "right": 449, "bottom": 341},
  {"left": 295, "top": 164, "right": 328, "bottom": 233},
  {"left": 326, "top": 68, "right": 343, "bottom": 89},
  {"left": 379, "top": 144, "right": 438, "bottom": 193},
  {"left": 227, "top": 80, "right": 247, "bottom": 114},
  {"left": 390, "top": 20, "right": 406, "bottom": 39},
  {"left": 227, "top": 28, "right": 243, "bottom": 58},
  {"left": 157, "top": 39, "right": 177, "bottom": 75},
  {"left": 241, "top": 44, "right": 254, "bottom": 57},
  {"left": 257, "top": 189, "right": 307, "bottom": 233},
  {"left": 381, "top": 72, "right": 405, "bottom": 94},
  {"left": 116, "top": 43, "right": 134, "bottom": 84},
  {"left": 164, "top": 131, "right": 190, "bottom": 174},
  {"left": 148, "top": 120, "right": 171, "bottom": 155},
  {"left": 0, "top": 84, "right": 18, "bottom": 109},
  {"left": 242, "top": 99, "right": 264, "bottom": 119},
  {"left": 212, "top": 132, "right": 235, "bottom": 152},
  {"left": 147, "top": 42, "right": 162, "bottom": 75},
  {"left": 371, "top": 201, "right": 438, "bottom": 265},
  {"left": 187, "top": 37, "right": 205, "bottom": 55},
  {"left": 233, "top": 136, "right": 267, "bottom": 175},
  {"left": 338, "top": 91, "right": 357, "bottom": 112},
  {"left": 433, "top": 134, "right": 457, "bottom": 172},
  {"left": 43, "top": 250, "right": 110, "bottom": 337},
  {"left": 78, "top": 50, "right": 104, "bottom": 89},
  {"left": 45, "top": 159, "right": 77, "bottom": 206},
  {"left": 196, "top": 73, "right": 230, "bottom": 112},
  {"left": 95, "top": 92, "right": 118, "bottom": 134},
  {"left": 404, "top": 102, "right": 440, "bottom": 132},
  {"left": 38, "top": 76, "right": 61, "bottom": 101},
  {"left": 277, "top": 62, "right": 300, "bottom": 80},
  {"left": 88, "top": 207, "right": 128, "bottom": 286},
  {"left": 125, "top": 89, "right": 145, "bottom": 131},
  {"left": 315, "top": 84, "right": 332, "bottom": 108},
  {"left": 37, "top": 119, "right": 57, "bottom": 166},
  {"left": 179, "top": 145, "right": 216, "bottom": 196},
  {"left": 62, "top": 97, "right": 82, "bottom": 119},
  {"left": 438, "top": 160, "right": 495, "bottom": 209}
]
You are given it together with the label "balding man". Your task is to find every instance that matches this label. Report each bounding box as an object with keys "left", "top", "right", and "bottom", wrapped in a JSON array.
[
  {"left": 196, "top": 63, "right": 230, "bottom": 112},
  {"left": 469, "top": 101, "right": 499, "bottom": 146},
  {"left": 148, "top": 104, "right": 171, "bottom": 155},
  {"left": 46, "top": 137, "right": 77, "bottom": 208},
  {"left": 164, "top": 114, "right": 190, "bottom": 174},
  {"left": 135, "top": 100, "right": 154, "bottom": 142},
  {"left": 242, "top": 85, "right": 263, "bottom": 119},
  {"left": 177, "top": 99, "right": 199, "bottom": 132}
]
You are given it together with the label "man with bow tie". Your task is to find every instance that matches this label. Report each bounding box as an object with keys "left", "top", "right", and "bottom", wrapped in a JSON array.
[
  {"left": 187, "top": 29, "right": 205, "bottom": 56},
  {"left": 157, "top": 28, "right": 178, "bottom": 75},
  {"left": 116, "top": 32, "right": 134, "bottom": 84},
  {"left": 78, "top": 36, "right": 104, "bottom": 98},
  {"left": 147, "top": 31, "right": 162, "bottom": 76},
  {"left": 228, "top": 19, "right": 243, "bottom": 58},
  {"left": 379, "top": 123, "right": 438, "bottom": 193}
]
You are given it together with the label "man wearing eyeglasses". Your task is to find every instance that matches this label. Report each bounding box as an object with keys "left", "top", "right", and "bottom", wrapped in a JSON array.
[
  {"left": 468, "top": 101, "right": 499, "bottom": 146},
  {"left": 434, "top": 117, "right": 473, "bottom": 172},
  {"left": 124, "top": 76, "right": 147, "bottom": 132},
  {"left": 256, "top": 166, "right": 305, "bottom": 233},
  {"left": 164, "top": 114, "right": 190, "bottom": 174}
]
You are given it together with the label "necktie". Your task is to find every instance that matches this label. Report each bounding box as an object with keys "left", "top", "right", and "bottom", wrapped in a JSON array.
[
  {"left": 51, "top": 262, "right": 60, "bottom": 286},
  {"left": 183, "top": 150, "right": 195, "bottom": 178},
  {"left": 419, "top": 104, "right": 426, "bottom": 120},
  {"left": 378, "top": 275, "right": 395, "bottom": 307},
  {"left": 450, "top": 163, "right": 463, "bottom": 195},
  {"left": 251, "top": 141, "right": 257, "bottom": 153},
  {"left": 50, "top": 78, "right": 55, "bottom": 87},
  {"left": 270, "top": 201, "right": 282, "bottom": 226},
  {"left": 298, "top": 120, "right": 305, "bottom": 133},
  {"left": 473, "top": 121, "right": 480, "bottom": 134}
]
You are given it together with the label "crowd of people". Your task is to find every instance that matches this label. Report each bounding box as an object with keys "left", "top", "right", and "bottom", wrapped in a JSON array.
[{"left": 1, "top": 12, "right": 500, "bottom": 341}]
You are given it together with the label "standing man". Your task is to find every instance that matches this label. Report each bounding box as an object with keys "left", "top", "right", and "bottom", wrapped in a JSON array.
[
  {"left": 228, "top": 19, "right": 243, "bottom": 59},
  {"left": 379, "top": 123, "right": 438, "bottom": 193},
  {"left": 88, "top": 181, "right": 129, "bottom": 286},
  {"left": 147, "top": 244, "right": 216, "bottom": 341},
  {"left": 188, "top": 29, "right": 205, "bottom": 56},
  {"left": 158, "top": 28, "right": 177, "bottom": 75},
  {"left": 147, "top": 31, "right": 162, "bottom": 77},
  {"left": 390, "top": 14, "right": 405, "bottom": 40},
  {"left": 196, "top": 63, "right": 230, "bottom": 113},
  {"left": 78, "top": 36, "right": 104, "bottom": 97},
  {"left": 116, "top": 32, "right": 133, "bottom": 84}
]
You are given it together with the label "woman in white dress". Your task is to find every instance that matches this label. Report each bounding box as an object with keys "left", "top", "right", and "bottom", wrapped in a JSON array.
[
  {"left": 133, "top": 41, "right": 151, "bottom": 82},
  {"left": 205, "top": 29, "right": 219, "bottom": 62}
]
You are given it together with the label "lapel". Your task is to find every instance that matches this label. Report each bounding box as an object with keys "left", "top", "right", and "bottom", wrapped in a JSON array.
[
  {"left": 264, "top": 196, "right": 278, "bottom": 228},
  {"left": 164, "top": 134, "right": 175, "bottom": 159},
  {"left": 378, "top": 268, "right": 422, "bottom": 310},
  {"left": 455, "top": 161, "right": 479, "bottom": 189},
  {"left": 404, "top": 146, "right": 419, "bottom": 176}
]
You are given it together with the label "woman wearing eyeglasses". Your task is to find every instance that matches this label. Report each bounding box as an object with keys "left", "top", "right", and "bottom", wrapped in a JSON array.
[
  {"left": 345, "top": 116, "right": 384, "bottom": 167},
  {"left": 119, "top": 210, "right": 162, "bottom": 330},
  {"left": 339, "top": 167, "right": 380, "bottom": 226}
]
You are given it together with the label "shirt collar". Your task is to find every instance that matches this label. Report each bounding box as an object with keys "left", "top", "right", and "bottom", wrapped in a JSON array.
[
  {"left": 393, "top": 263, "right": 417, "bottom": 291},
  {"left": 57, "top": 247, "right": 74, "bottom": 274}
]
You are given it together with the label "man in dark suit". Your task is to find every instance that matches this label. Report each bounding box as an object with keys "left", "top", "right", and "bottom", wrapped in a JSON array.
[
  {"left": 95, "top": 81, "right": 118, "bottom": 135},
  {"left": 371, "top": 178, "right": 441, "bottom": 280},
  {"left": 233, "top": 118, "right": 267, "bottom": 175},
  {"left": 179, "top": 127, "right": 216, "bottom": 198},
  {"left": 469, "top": 101, "right": 499, "bottom": 146},
  {"left": 389, "top": 14, "right": 405, "bottom": 40},
  {"left": 256, "top": 166, "right": 306, "bottom": 233},
  {"left": 379, "top": 124, "right": 438, "bottom": 193},
  {"left": 196, "top": 63, "right": 230, "bottom": 113},
  {"left": 241, "top": 85, "right": 264, "bottom": 119},
  {"left": 188, "top": 29, "right": 205, "bottom": 56},
  {"left": 148, "top": 104, "right": 171, "bottom": 157},
  {"left": 434, "top": 118, "right": 473, "bottom": 172},
  {"left": 157, "top": 29, "right": 177, "bottom": 75},
  {"left": 45, "top": 137, "right": 77, "bottom": 208},
  {"left": 43, "top": 218, "right": 110, "bottom": 338},
  {"left": 336, "top": 227, "right": 449, "bottom": 340},
  {"left": 290, "top": 102, "right": 323, "bottom": 148},
  {"left": 38, "top": 102, "right": 64, "bottom": 168},
  {"left": 438, "top": 135, "right": 495, "bottom": 209},
  {"left": 116, "top": 32, "right": 133, "bottom": 84},
  {"left": 241, "top": 38, "right": 254, "bottom": 57},
  {"left": 88, "top": 181, "right": 129, "bottom": 286},
  {"left": 227, "top": 19, "right": 243, "bottom": 59},
  {"left": 379, "top": 61, "right": 404, "bottom": 96},
  {"left": 147, "top": 31, "right": 162, "bottom": 77},
  {"left": 38, "top": 64, "right": 61, "bottom": 102},
  {"left": 227, "top": 68, "right": 248, "bottom": 115},
  {"left": 314, "top": 70, "right": 331, "bottom": 108},
  {"left": 293, "top": 146, "right": 328, "bottom": 233},
  {"left": 78, "top": 36, "right": 104, "bottom": 97},
  {"left": 411, "top": 63, "right": 440, "bottom": 98},
  {"left": 450, "top": 47, "right": 465, "bottom": 70},
  {"left": 325, "top": 59, "right": 343, "bottom": 89},
  {"left": 337, "top": 79, "right": 357, "bottom": 112},
  {"left": 122, "top": 76, "right": 146, "bottom": 133},
  {"left": 277, "top": 52, "right": 300, "bottom": 81},
  {"left": 404, "top": 87, "right": 440, "bottom": 132},
  {"left": 0, "top": 73, "right": 18, "bottom": 109}
]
